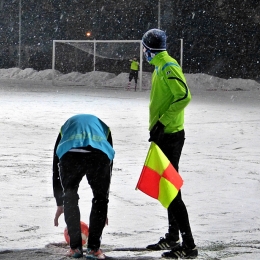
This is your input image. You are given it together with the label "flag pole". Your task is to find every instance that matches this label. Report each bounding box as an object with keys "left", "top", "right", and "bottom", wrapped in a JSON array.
[{"left": 135, "top": 142, "right": 154, "bottom": 190}]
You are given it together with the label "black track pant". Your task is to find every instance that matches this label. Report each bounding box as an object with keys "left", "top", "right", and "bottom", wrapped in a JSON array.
[
  {"left": 129, "top": 70, "right": 138, "bottom": 84},
  {"left": 156, "top": 130, "right": 195, "bottom": 248},
  {"left": 59, "top": 150, "right": 112, "bottom": 250}
]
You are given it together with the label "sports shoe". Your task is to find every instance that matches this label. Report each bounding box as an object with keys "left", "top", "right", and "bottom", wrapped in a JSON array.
[
  {"left": 86, "top": 248, "right": 105, "bottom": 259},
  {"left": 162, "top": 244, "right": 198, "bottom": 259},
  {"left": 66, "top": 248, "right": 83, "bottom": 258},
  {"left": 126, "top": 82, "right": 131, "bottom": 90},
  {"left": 146, "top": 234, "right": 180, "bottom": 250}
]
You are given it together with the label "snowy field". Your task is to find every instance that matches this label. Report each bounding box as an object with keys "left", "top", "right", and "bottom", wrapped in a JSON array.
[{"left": 0, "top": 68, "right": 260, "bottom": 259}]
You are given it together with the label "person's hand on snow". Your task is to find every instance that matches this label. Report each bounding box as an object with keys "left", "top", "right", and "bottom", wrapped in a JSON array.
[{"left": 54, "top": 206, "right": 64, "bottom": 226}]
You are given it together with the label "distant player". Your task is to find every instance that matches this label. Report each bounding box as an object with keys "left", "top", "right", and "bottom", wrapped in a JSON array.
[
  {"left": 127, "top": 56, "right": 139, "bottom": 91},
  {"left": 53, "top": 114, "right": 115, "bottom": 259}
]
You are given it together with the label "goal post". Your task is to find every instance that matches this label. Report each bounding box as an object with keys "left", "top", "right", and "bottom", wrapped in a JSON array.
[
  {"left": 52, "top": 39, "right": 183, "bottom": 91},
  {"left": 52, "top": 39, "right": 143, "bottom": 90}
]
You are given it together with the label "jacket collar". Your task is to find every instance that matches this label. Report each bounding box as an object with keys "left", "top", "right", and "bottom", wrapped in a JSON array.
[{"left": 150, "top": 51, "right": 168, "bottom": 65}]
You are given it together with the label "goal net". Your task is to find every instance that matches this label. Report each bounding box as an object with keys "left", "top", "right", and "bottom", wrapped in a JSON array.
[{"left": 52, "top": 40, "right": 145, "bottom": 90}]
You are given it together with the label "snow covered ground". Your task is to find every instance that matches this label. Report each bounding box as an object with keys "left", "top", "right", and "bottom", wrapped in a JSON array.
[{"left": 0, "top": 68, "right": 260, "bottom": 259}]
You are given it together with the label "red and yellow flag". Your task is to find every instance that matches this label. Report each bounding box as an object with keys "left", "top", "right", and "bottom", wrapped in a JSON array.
[{"left": 136, "top": 142, "right": 183, "bottom": 208}]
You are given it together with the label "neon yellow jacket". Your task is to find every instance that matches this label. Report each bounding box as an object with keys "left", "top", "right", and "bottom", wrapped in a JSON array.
[
  {"left": 149, "top": 51, "right": 191, "bottom": 133},
  {"left": 130, "top": 60, "right": 139, "bottom": 71}
]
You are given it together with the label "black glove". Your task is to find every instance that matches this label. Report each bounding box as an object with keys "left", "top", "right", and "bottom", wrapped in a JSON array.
[{"left": 148, "top": 121, "right": 165, "bottom": 143}]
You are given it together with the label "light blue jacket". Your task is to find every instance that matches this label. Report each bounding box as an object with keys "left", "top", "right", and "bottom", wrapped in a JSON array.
[{"left": 56, "top": 114, "right": 115, "bottom": 161}]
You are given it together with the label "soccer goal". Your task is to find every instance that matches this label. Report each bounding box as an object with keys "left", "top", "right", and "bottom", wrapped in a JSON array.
[{"left": 52, "top": 39, "right": 144, "bottom": 90}]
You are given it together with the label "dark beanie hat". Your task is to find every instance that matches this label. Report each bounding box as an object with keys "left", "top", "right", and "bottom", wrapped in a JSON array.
[{"left": 142, "top": 28, "right": 166, "bottom": 51}]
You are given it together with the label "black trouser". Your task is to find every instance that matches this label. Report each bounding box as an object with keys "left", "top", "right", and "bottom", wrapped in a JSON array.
[
  {"left": 129, "top": 70, "right": 138, "bottom": 84},
  {"left": 156, "top": 130, "right": 195, "bottom": 248},
  {"left": 59, "top": 150, "right": 112, "bottom": 250}
]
